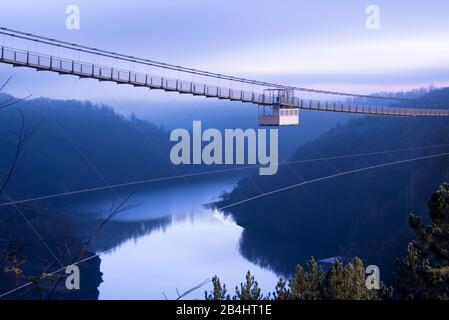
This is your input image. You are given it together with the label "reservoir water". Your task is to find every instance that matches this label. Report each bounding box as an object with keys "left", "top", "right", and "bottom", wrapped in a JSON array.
[{"left": 67, "top": 177, "right": 279, "bottom": 300}]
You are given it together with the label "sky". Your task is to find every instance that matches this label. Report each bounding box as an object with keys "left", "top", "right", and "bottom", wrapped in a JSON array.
[{"left": 1, "top": 0, "right": 449, "bottom": 107}]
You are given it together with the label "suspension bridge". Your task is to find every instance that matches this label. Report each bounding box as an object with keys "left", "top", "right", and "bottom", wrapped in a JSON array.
[
  {"left": 2, "top": 26, "right": 449, "bottom": 300},
  {"left": 1, "top": 27, "right": 449, "bottom": 126}
]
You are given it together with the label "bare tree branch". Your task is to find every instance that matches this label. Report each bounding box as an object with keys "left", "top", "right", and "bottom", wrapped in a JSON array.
[
  {"left": 46, "top": 192, "right": 139, "bottom": 300},
  {"left": 0, "top": 110, "right": 42, "bottom": 194},
  {"left": 0, "top": 110, "right": 25, "bottom": 194},
  {"left": 175, "top": 278, "right": 212, "bottom": 300}
]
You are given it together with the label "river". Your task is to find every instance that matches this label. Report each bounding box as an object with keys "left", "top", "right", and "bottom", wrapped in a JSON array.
[{"left": 66, "top": 177, "right": 279, "bottom": 300}]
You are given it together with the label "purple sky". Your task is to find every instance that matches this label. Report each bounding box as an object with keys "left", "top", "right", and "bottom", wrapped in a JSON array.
[{"left": 1, "top": 0, "right": 449, "bottom": 106}]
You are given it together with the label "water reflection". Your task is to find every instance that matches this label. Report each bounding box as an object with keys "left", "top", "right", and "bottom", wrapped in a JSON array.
[
  {"left": 67, "top": 178, "right": 279, "bottom": 300},
  {"left": 98, "top": 212, "right": 278, "bottom": 300}
]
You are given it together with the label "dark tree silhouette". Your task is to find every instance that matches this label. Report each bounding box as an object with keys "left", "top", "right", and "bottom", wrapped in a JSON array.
[{"left": 395, "top": 183, "right": 449, "bottom": 299}]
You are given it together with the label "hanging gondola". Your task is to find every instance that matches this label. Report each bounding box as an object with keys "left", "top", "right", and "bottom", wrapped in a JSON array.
[{"left": 258, "top": 89, "right": 300, "bottom": 126}]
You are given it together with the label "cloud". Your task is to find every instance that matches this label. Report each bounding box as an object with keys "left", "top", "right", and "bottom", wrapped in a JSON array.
[{"left": 202, "top": 33, "right": 449, "bottom": 77}]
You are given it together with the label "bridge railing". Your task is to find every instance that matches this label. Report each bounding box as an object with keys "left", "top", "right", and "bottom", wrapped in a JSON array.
[
  {"left": 2, "top": 45, "right": 449, "bottom": 117},
  {"left": 299, "top": 99, "right": 449, "bottom": 116}
]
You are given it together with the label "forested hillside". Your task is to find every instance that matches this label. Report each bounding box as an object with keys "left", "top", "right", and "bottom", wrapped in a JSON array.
[{"left": 217, "top": 88, "right": 449, "bottom": 281}]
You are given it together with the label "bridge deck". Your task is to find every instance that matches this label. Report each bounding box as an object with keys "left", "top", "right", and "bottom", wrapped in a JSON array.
[{"left": 1, "top": 46, "right": 448, "bottom": 117}]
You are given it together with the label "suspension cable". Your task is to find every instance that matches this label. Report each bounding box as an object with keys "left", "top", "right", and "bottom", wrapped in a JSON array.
[
  {"left": 217, "top": 151, "right": 449, "bottom": 211},
  {"left": 2, "top": 150, "right": 449, "bottom": 299},
  {"left": 1, "top": 27, "right": 448, "bottom": 103},
  {"left": 1, "top": 143, "right": 448, "bottom": 209}
]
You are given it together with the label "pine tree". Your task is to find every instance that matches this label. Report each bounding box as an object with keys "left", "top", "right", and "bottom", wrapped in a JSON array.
[
  {"left": 288, "top": 264, "right": 308, "bottom": 299},
  {"left": 325, "top": 260, "right": 349, "bottom": 299},
  {"left": 395, "top": 183, "right": 449, "bottom": 299},
  {"left": 288, "top": 257, "right": 325, "bottom": 300},
  {"left": 273, "top": 278, "right": 289, "bottom": 300},
  {"left": 205, "top": 275, "right": 229, "bottom": 300},
  {"left": 234, "top": 271, "right": 263, "bottom": 300},
  {"left": 347, "top": 257, "right": 378, "bottom": 299},
  {"left": 322, "top": 258, "right": 378, "bottom": 300},
  {"left": 305, "top": 257, "right": 324, "bottom": 299}
]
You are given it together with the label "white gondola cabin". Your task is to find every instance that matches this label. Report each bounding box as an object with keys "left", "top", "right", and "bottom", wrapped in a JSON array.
[{"left": 258, "top": 89, "right": 300, "bottom": 126}]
